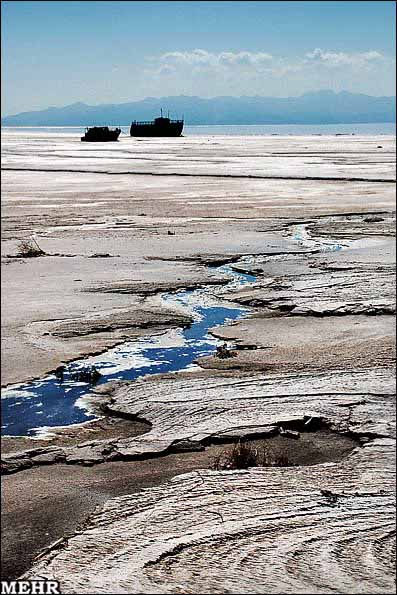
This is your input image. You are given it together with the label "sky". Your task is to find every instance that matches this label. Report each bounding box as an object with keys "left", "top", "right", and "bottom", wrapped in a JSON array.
[{"left": 1, "top": 1, "right": 396, "bottom": 116}]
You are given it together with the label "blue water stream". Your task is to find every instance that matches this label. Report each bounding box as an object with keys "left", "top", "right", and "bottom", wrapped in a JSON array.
[{"left": 1, "top": 267, "right": 256, "bottom": 437}]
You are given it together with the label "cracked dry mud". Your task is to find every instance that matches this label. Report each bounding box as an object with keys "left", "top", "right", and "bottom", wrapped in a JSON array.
[{"left": 1, "top": 132, "right": 396, "bottom": 593}]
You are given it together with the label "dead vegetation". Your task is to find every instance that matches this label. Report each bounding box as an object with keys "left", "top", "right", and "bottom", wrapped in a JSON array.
[
  {"left": 16, "top": 238, "right": 46, "bottom": 258},
  {"left": 215, "top": 343, "right": 238, "bottom": 359},
  {"left": 210, "top": 440, "right": 292, "bottom": 470}
]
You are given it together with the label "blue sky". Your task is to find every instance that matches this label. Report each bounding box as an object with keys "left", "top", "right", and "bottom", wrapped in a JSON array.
[{"left": 2, "top": 1, "right": 395, "bottom": 115}]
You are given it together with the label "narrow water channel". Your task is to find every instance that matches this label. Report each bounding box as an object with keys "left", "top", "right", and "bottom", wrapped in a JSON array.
[{"left": 1, "top": 266, "right": 256, "bottom": 437}]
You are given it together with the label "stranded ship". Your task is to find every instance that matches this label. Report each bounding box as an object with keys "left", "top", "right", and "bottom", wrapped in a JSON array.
[
  {"left": 81, "top": 126, "right": 121, "bottom": 142},
  {"left": 130, "top": 111, "right": 183, "bottom": 137}
]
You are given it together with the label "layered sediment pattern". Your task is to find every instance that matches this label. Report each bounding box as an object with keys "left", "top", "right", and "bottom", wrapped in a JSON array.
[{"left": 24, "top": 414, "right": 395, "bottom": 593}]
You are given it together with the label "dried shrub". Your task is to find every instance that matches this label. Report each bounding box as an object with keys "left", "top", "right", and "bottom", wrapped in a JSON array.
[
  {"left": 210, "top": 441, "right": 291, "bottom": 470},
  {"left": 16, "top": 238, "right": 45, "bottom": 258},
  {"left": 215, "top": 343, "right": 237, "bottom": 359}
]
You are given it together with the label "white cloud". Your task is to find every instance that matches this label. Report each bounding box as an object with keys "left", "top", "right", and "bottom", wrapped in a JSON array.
[
  {"left": 159, "top": 49, "right": 216, "bottom": 65},
  {"left": 141, "top": 47, "right": 394, "bottom": 98},
  {"left": 304, "top": 48, "right": 385, "bottom": 68},
  {"left": 156, "top": 49, "right": 273, "bottom": 69},
  {"left": 218, "top": 51, "right": 273, "bottom": 66},
  {"left": 148, "top": 47, "right": 387, "bottom": 80},
  {"left": 152, "top": 48, "right": 385, "bottom": 71}
]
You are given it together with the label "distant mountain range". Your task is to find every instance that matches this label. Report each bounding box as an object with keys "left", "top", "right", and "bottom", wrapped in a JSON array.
[{"left": 2, "top": 91, "right": 396, "bottom": 126}]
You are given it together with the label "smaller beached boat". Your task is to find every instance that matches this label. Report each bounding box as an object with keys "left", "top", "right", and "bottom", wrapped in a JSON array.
[
  {"left": 81, "top": 126, "right": 121, "bottom": 142},
  {"left": 130, "top": 110, "right": 184, "bottom": 137}
]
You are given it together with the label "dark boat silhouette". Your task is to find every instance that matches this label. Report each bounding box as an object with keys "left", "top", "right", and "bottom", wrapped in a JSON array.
[
  {"left": 130, "top": 111, "right": 183, "bottom": 137},
  {"left": 81, "top": 126, "right": 121, "bottom": 142}
]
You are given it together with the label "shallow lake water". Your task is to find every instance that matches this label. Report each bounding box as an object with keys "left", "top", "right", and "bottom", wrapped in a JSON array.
[{"left": 1, "top": 266, "right": 255, "bottom": 437}]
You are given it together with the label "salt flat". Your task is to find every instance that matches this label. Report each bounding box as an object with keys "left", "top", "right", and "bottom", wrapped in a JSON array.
[
  {"left": 2, "top": 130, "right": 395, "bottom": 179},
  {"left": 3, "top": 132, "right": 394, "bottom": 387},
  {"left": 1, "top": 130, "right": 396, "bottom": 592}
]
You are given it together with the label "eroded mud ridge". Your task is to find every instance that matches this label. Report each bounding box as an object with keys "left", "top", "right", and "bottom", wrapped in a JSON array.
[{"left": 224, "top": 217, "right": 395, "bottom": 317}]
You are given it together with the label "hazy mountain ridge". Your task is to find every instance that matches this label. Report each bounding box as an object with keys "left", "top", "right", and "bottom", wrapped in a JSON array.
[{"left": 2, "top": 91, "right": 395, "bottom": 126}]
